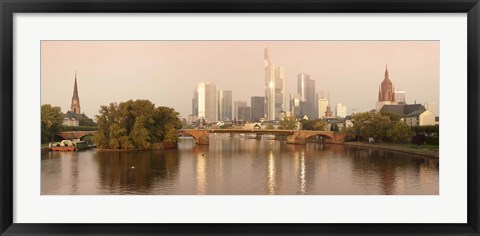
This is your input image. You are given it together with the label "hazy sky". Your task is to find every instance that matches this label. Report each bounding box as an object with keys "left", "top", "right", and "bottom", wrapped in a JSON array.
[{"left": 41, "top": 41, "right": 439, "bottom": 119}]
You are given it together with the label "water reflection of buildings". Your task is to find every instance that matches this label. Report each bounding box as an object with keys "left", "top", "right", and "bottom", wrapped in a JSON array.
[
  {"left": 42, "top": 137, "right": 439, "bottom": 195},
  {"left": 293, "top": 151, "right": 306, "bottom": 194},
  {"left": 195, "top": 151, "right": 207, "bottom": 194},
  {"left": 94, "top": 150, "right": 180, "bottom": 194},
  {"left": 267, "top": 151, "right": 276, "bottom": 194}
]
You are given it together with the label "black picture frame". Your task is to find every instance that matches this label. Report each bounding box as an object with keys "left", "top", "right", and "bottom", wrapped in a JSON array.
[{"left": 1, "top": 0, "right": 479, "bottom": 235}]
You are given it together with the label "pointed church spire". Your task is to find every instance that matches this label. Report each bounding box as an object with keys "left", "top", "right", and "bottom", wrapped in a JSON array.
[
  {"left": 384, "top": 64, "right": 389, "bottom": 80},
  {"left": 70, "top": 72, "right": 81, "bottom": 114},
  {"left": 73, "top": 72, "right": 79, "bottom": 100},
  {"left": 378, "top": 65, "right": 394, "bottom": 102}
]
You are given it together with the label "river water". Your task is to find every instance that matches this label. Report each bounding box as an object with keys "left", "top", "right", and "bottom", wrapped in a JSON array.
[{"left": 41, "top": 135, "right": 438, "bottom": 195}]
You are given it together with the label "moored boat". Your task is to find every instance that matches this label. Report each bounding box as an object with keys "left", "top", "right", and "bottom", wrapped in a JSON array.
[{"left": 50, "top": 140, "right": 89, "bottom": 151}]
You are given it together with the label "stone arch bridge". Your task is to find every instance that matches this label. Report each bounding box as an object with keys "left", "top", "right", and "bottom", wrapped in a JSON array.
[
  {"left": 55, "top": 131, "right": 96, "bottom": 141},
  {"left": 177, "top": 129, "right": 345, "bottom": 145}
]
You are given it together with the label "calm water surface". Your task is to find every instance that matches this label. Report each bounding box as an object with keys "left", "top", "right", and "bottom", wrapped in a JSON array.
[{"left": 41, "top": 135, "right": 438, "bottom": 195}]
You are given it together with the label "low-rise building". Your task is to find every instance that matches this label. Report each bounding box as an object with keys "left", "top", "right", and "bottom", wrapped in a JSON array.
[{"left": 381, "top": 104, "right": 436, "bottom": 126}]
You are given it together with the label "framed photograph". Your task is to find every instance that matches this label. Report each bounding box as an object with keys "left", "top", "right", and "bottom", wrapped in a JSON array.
[{"left": 1, "top": 0, "right": 479, "bottom": 235}]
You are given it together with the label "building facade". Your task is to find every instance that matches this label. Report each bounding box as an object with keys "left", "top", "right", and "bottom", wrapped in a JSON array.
[
  {"left": 424, "top": 101, "right": 438, "bottom": 116},
  {"left": 404, "top": 110, "right": 436, "bottom": 126},
  {"left": 234, "top": 100, "right": 247, "bottom": 120},
  {"left": 297, "top": 72, "right": 316, "bottom": 119},
  {"left": 289, "top": 93, "right": 302, "bottom": 119},
  {"left": 325, "top": 105, "right": 334, "bottom": 118},
  {"left": 251, "top": 96, "right": 265, "bottom": 122},
  {"left": 381, "top": 104, "right": 435, "bottom": 126},
  {"left": 192, "top": 89, "right": 198, "bottom": 117},
  {"left": 394, "top": 90, "right": 406, "bottom": 104},
  {"left": 238, "top": 106, "right": 251, "bottom": 122},
  {"left": 264, "top": 48, "right": 285, "bottom": 121},
  {"left": 195, "top": 82, "right": 218, "bottom": 122},
  {"left": 318, "top": 99, "right": 329, "bottom": 119},
  {"left": 218, "top": 90, "right": 232, "bottom": 121},
  {"left": 335, "top": 103, "right": 347, "bottom": 118}
]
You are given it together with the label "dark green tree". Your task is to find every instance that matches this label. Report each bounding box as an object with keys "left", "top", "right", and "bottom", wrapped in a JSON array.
[
  {"left": 299, "top": 119, "right": 315, "bottom": 130},
  {"left": 41, "top": 104, "right": 64, "bottom": 143},
  {"left": 351, "top": 111, "right": 402, "bottom": 142},
  {"left": 93, "top": 100, "right": 181, "bottom": 150},
  {"left": 279, "top": 117, "right": 296, "bottom": 130},
  {"left": 265, "top": 124, "right": 275, "bottom": 129},
  {"left": 330, "top": 123, "right": 339, "bottom": 132},
  {"left": 386, "top": 121, "right": 415, "bottom": 143},
  {"left": 313, "top": 119, "right": 327, "bottom": 131}
]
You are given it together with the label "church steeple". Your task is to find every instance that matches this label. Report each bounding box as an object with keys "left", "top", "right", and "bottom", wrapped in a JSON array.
[
  {"left": 384, "top": 64, "right": 389, "bottom": 80},
  {"left": 378, "top": 65, "right": 395, "bottom": 102},
  {"left": 70, "top": 72, "right": 81, "bottom": 114}
]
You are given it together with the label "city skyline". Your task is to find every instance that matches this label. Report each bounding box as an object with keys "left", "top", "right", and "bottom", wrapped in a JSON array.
[{"left": 41, "top": 41, "right": 439, "bottom": 119}]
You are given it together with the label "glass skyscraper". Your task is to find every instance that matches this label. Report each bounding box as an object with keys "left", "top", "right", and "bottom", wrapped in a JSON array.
[
  {"left": 264, "top": 48, "right": 285, "bottom": 121},
  {"left": 218, "top": 90, "right": 232, "bottom": 121}
]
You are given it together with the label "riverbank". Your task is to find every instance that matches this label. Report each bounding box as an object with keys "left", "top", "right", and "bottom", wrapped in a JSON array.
[
  {"left": 96, "top": 141, "right": 177, "bottom": 152},
  {"left": 41, "top": 143, "right": 50, "bottom": 152},
  {"left": 342, "top": 141, "right": 439, "bottom": 158}
]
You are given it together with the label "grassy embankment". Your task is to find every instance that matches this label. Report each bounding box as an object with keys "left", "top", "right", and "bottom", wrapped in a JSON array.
[{"left": 343, "top": 142, "right": 439, "bottom": 158}]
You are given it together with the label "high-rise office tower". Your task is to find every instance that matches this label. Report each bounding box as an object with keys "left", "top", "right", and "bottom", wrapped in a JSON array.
[
  {"left": 290, "top": 93, "right": 302, "bottom": 119},
  {"left": 195, "top": 82, "right": 218, "bottom": 122},
  {"left": 317, "top": 91, "right": 329, "bottom": 119},
  {"left": 251, "top": 96, "right": 265, "bottom": 122},
  {"left": 238, "top": 106, "right": 251, "bottom": 122},
  {"left": 192, "top": 89, "right": 198, "bottom": 116},
  {"left": 234, "top": 100, "right": 247, "bottom": 120},
  {"left": 264, "top": 48, "right": 285, "bottom": 121},
  {"left": 218, "top": 90, "right": 232, "bottom": 121},
  {"left": 335, "top": 103, "right": 347, "bottom": 118},
  {"left": 297, "top": 72, "right": 316, "bottom": 119}
]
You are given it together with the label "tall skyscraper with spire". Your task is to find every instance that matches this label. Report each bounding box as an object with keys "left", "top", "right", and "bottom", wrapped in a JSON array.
[
  {"left": 264, "top": 48, "right": 285, "bottom": 120},
  {"left": 70, "top": 72, "right": 81, "bottom": 114},
  {"left": 376, "top": 65, "right": 398, "bottom": 111}
]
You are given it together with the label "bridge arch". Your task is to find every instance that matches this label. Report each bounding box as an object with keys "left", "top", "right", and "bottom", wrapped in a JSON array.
[
  {"left": 176, "top": 129, "right": 344, "bottom": 145},
  {"left": 304, "top": 133, "right": 335, "bottom": 142},
  {"left": 80, "top": 134, "right": 94, "bottom": 143},
  {"left": 55, "top": 131, "right": 97, "bottom": 141},
  {"left": 287, "top": 131, "right": 345, "bottom": 144},
  {"left": 177, "top": 130, "right": 210, "bottom": 145}
]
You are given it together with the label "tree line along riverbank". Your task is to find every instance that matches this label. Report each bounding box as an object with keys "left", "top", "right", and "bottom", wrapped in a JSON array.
[{"left": 341, "top": 141, "right": 439, "bottom": 158}]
